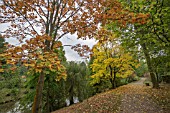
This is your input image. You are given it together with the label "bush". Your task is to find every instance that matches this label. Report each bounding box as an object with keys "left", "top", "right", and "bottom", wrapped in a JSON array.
[
  {"left": 116, "top": 78, "right": 128, "bottom": 87},
  {"left": 133, "top": 76, "right": 140, "bottom": 81},
  {"left": 5, "top": 76, "right": 21, "bottom": 89},
  {"left": 11, "top": 88, "right": 19, "bottom": 96}
]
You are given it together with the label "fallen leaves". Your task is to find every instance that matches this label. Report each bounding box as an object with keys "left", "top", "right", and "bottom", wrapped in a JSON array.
[
  {"left": 52, "top": 90, "right": 121, "bottom": 113},
  {"left": 52, "top": 79, "right": 170, "bottom": 113},
  {"left": 145, "top": 84, "right": 170, "bottom": 112}
]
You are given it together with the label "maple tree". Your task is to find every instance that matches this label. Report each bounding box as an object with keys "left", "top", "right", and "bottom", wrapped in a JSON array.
[{"left": 90, "top": 29, "right": 139, "bottom": 88}]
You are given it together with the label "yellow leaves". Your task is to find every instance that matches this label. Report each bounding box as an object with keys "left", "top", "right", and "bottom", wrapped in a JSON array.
[
  {"left": 0, "top": 54, "right": 5, "bottom": 57},
  {"left": 91, "top": 63, "right": 102, "bottom": 72},
  {"left": 135, "top": 63, "right": 140, "bottom": 68},
  {"left": 24, "top": 63, "right": 35, "bottom": 67},
  {"left": 7, "top": 60, "right": 16, "bottom": 65},
  {"left": 90, "top": 74, "right": 101, "bottom": 85},
  {"left": 56, "top": 72, "right": 67, "bottom": 81},
  {"left": 0, "top": 68, "right": 4, "bottom": 72},
  {"left": 38, "top": 55, "right": 44, "bottom": 60},
  {"left": 55, "top": 60, "right": 61, "bottom": 66},
  {"left": 24, "top": 63, "right": 29, "bottom": 67},
  {"left": 104, "top": 58, "right": 114, "bottom": 64},
  {"left": 91, "top": 32, "right": 140, "bottom": 85},
  {"left": 48, "top": 64, "right": 52, "bottom": 70},
  {"left": 15, "top": 46, "right": 22, "bottom": 52},
  {"left": 35, "top": 68, "right": 42, "bottom": 73}
]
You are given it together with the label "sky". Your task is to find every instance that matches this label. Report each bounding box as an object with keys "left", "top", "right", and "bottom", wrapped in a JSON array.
[
  {"left": 0, "top": 23, "right": 97, "bottom": 61},
  {"left": 60, "top": 34, "right": 97, "bottom": 61}
]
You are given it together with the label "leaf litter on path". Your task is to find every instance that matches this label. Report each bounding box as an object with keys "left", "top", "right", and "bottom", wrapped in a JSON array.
[{"left": 52, "top": 79, "right": 170, "bottom": 113}]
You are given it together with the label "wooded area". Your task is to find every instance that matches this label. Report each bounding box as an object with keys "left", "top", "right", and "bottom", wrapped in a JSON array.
[{"left": 0, "top": 0, "right": 169, "bottom": 113}]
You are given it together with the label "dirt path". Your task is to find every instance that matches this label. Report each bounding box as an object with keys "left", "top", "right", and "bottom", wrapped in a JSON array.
[
  {"left": 117, "top": 78, "right": 164, "bottom": 113},
  {"left": 129, "top": 77, "right": 147, "bottom": 85}
]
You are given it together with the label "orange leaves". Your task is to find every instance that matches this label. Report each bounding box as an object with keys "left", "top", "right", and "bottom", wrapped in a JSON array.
[
  {"left": 1, "top": 34, "right": 66, "bottom": 79},
  {"left": 43, "top": 35, "right": 52, "bottom": 41},
  {"left": 1, "top": 0, "right": 148, "bottom": 43},
  {"left": 68, "top": 0, "right": 73, "bottom": 6},
  {"left": 96, "top": 28, "right": 113, "bottom": 41},
  {"left": 17, "top": 1, "right": 24, "bottom": 8},
  {"left": 71, "top": 44, "right": 92, "bottom": 58},
  {"left": 97, "top": 0, "right": 150, "bottom": 27},
  {"left": 11, "top": 24, "right": 17, "bottom": 28},
  {"left": 24, "top": 35, "right": 53, "bottom": 50},
  {"left": 53, "top": 41, "right": 62, "bottom": 48}
]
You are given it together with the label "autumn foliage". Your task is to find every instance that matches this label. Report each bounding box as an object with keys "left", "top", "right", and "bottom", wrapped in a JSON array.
[
  {"left": 90, "top": 28, "right": 139, "bottom": 88},
  {"left": 0, "top": 0, "right": 151, "bottom": 112},
  {"left": 1, "top": 35, "right": 66, "bottom": 77}
]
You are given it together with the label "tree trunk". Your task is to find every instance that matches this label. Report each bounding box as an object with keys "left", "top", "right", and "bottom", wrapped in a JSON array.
[
  {"left": 109, "top": 66, "right": 116, "bottom": 89},
  {"left": 46, "top": 80, "right": 50, "bottom": 113},
  {"left": 141, "top": 43, "right": 159, "bottom": 88},
  {"left": 69, "top": 84, "right": 74, "bottom": 105},
  {"left": 32, "top": 72, "right": 45, "bottom": 113},
  {"left": 113, "top": 71, "right": 116, "bottom": 88},
  {"left": 70, "top": 96, "right": 74, "bottom": 105}
]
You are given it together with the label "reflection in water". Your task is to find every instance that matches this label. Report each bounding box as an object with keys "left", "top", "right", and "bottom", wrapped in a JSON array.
[
  {"left": 66, "top": 97, "right": 79, "bottom": 106},
  {"left": 0, "top": 97, "right": 79, "bottom": 113},
  {"left": 0, "top": 101, "right": 31, "bottom": 113}
]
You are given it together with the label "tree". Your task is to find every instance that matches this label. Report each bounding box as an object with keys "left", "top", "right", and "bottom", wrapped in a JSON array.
[
  {"left": 42, "top": 44, "right": 67, "bottom": 112},
  {"left": 65, "top": 61, "right": 88, "bottom": 105},
  {"left": 117, "top": 0, "right": 170, "bottom": 88},
  {"left": 0, "top": 35, "right": 8, "bottom": 72},
  {"left": 0, "top": 35, "right": 7, "bottom": 54},
  {"left": 90, "top": 29, "right": 139, "bottom": 89}
]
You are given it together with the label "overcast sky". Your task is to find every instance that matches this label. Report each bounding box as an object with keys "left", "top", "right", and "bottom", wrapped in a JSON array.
[{"left": 0, "top": 23, "right": 97, "bottom": 61}]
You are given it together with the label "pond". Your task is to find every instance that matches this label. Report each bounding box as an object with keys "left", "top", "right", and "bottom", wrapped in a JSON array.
[
  {"left": 0, "top": 97, "right": 79, "bottom": 113},
  {"left": 0, "top": 101, "right": 31, "bottom": 113}
]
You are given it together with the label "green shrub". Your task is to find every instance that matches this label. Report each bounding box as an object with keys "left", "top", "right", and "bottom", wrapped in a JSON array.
[{"left": 11, "top": 88, "right": 19, "bottom": 96}]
